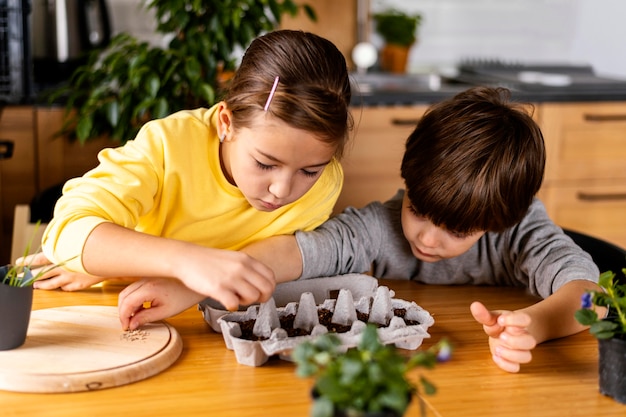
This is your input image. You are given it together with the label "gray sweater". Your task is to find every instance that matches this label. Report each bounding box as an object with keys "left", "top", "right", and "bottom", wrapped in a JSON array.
[{"left": 296, "top": 190, "right": 599, "bottom": 299}]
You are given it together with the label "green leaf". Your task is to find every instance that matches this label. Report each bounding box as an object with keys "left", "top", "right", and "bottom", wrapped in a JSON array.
[
  {"left": 152, "top": 98, "right": 169, "bottom": 120},
  {"left": 76, "top": 116, "right": 93, "bottom": 142},
  {"left": 311, "top": 397, "right": 334, "bottom": 417},
  {"left": 590, "top": 320, "right": 618, "bottom": 339},
  {"left": 599, "top": 270, "right": 616, "bottom": 289},
  {"left": 574, "top": 308, "right": 598, "bottom": 326},
  {"left": 145, "top": 74, "right": 161, "bottom": 98},
  {"left": 103, "top": 101, "right": 120, "bottom": 127},
  {"left": 420, "top": 375, "right": 437, "bottom": 395}
]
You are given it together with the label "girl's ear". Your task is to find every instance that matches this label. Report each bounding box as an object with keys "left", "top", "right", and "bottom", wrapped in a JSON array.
[{"left": 217, "top": 102, "right": 233, "bottom": 141}]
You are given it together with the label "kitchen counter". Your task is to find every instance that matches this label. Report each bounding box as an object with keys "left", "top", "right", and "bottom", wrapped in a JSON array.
[{"left": 351, "top": 64, "right": 626, "bottom": 106}]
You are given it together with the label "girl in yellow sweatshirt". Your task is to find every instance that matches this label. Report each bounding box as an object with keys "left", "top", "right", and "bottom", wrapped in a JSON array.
[{"left": 35, "top": 30, "right": 352, "bottom": 312}]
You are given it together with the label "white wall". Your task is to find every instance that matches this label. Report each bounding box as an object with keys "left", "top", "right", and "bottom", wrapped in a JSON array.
[
  {"left": 107, "top": 0, "right": 626, "bottom": 79},
  {"left": 371, "top": 0, "right": 626, "bottom": 78}
]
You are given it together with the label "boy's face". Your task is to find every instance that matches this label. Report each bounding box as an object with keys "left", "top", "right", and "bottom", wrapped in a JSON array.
[{"left": 400, "top": 193, "right": 485, "bottom": 262}]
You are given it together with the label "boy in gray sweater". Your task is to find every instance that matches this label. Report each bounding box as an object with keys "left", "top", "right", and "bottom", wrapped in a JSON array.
[{"left": 120, "top": 87, "right": 604, "bottom": 372}]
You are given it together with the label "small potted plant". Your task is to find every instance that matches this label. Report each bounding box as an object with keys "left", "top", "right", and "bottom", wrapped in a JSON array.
[
  {"left": 575, "top": 268, "right": 626, "bottom": 404},
  {"left": 372, "top": 8, "right": 422, "bottom": 74},
  {"left": 292, "top": 324, "right": 451, "bottom": 417},
  {"left": 0, "top": 224, "right": 67, "bottom": 350},
  {"left": 0, "top": 262, "right": 39, "bottom": 351}
]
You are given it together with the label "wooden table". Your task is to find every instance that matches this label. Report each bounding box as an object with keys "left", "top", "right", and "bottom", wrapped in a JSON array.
[{"left": 1, "top": 279, "right": 624, "bottom": 417}]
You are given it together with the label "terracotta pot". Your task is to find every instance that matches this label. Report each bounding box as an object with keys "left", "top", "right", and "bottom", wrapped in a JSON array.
[
  {"left": 598, "top": 337, "right": 626, "bottom": 404},
  {"left": 0, "top": 282, "right": 33, "bottom": 350},
  {"left": 380, "top": 43, "right": 413, "bottom": 74}
]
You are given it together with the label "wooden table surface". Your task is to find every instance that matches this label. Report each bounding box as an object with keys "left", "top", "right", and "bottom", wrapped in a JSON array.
[{"left": 1, "top": 279, "right": 624, "bottom": 417}]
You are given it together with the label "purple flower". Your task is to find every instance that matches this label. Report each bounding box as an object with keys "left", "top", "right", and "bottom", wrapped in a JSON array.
[
  {"left": 581, "top": 292, "right": 593, "bottom": 309},
  {"left": 436, "top": 341, "right": 452, "bottom": 362}
]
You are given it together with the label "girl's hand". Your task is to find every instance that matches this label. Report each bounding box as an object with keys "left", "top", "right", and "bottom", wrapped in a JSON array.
[
  {"left": 171, "top": 246, "right": 277, "bottom": 312},
  {"left": 470, "top": 301, "right": 537, "bottom": 373},
  {"left": 118, "top": 278, "right": 205, "bottom": 330},
  {"left": 16, "top": 252, "right": 104, "bottom": 291}
]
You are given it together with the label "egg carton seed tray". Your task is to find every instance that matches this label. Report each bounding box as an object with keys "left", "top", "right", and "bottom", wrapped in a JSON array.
[
  {"left": 199, "top": 274, "right": 380, "bottom": 332},
  {"left": 218, "top": 285, "right": 434, "bottom": 367}
]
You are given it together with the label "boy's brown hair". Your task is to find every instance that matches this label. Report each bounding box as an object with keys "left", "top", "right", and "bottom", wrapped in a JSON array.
[
  {"left": 401, "top": 87, "right": 545, "bottom": 234},
  {"left": 224, "top": 30, "right": 352, "bottom": 159}
]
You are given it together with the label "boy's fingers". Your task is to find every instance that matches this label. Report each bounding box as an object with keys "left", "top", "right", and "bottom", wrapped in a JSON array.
[
  {"left": 470, "top": 301, "right": 499, "bottom": 326},
  {"left": 497, "top": 311, "right": 532, "bottom": 328}
]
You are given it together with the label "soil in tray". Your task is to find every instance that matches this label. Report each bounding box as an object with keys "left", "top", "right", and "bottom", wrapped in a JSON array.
[{"left": 238, "top": 308, "right": 421, "bottom": 341}]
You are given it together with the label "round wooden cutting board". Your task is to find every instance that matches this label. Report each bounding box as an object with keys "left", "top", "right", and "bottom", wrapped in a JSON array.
[{"left": 0, "top": 305, "right": 183, "bottom": 393}]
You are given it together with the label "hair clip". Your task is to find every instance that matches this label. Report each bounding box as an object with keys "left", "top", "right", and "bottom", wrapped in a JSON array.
[{"left": 264, "top": 76, "right": 280, "bottom": 112}]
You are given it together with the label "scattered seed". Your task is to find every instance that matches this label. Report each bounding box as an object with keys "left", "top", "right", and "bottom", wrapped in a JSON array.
[{"left": 121, "top": 329, "right": 149, "bottom": 342}]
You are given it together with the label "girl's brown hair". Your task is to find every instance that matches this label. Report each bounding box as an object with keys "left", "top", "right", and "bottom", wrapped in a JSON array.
[
  {"left": 223, "top": 30, "right": 352, "bottom": 159},
  {"left": 401, "top": 87, "right": 546, "bottom": 233}
]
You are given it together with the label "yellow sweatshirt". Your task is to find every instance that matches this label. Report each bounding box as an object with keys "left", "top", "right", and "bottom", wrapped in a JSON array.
[{"left": 42, "top": 106, "right": 343, "bottom": 273}]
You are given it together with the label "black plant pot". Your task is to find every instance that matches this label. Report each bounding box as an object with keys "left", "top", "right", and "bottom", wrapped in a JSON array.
[
  {"left": 598, "top": 337, "right": 626, "bottom": 404},
  {"left": 0, "top": 282, "right": 34, "bottom": 350}
]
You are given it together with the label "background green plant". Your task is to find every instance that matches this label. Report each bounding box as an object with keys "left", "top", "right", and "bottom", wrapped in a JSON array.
[
  {"left": 575, "top": 269, "right": 626, "bottom": 340},
  {"left": 293, "top": 324, "right": 451, "bottom": 417},
  {"left": 49, "top": 0, "right": 316, "bottom": 144},
  {"left": 373, "top": 9, "right": 422, "bottom": 47}
]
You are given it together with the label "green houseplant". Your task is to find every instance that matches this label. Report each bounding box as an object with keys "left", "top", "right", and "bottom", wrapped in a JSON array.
[
  {"left": 575, "top": 269, "right": 626, "bottom": 404},
  {"left": 49, "top": 0, "right": 316, "bottom": 144},
  {"left": 292, "top": 324, "right": 451, "bottom": 417},
  {"left": 372, "top": 9, "right": 422, "bottom": 74}
]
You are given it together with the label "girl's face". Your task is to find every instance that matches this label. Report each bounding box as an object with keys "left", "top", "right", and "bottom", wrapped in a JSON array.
[
  {"left": 400, "top": 193, "right": 485, "bottom": 262},
  {"left": 220, "top": 107, "right": 337, "bottom": 212}
]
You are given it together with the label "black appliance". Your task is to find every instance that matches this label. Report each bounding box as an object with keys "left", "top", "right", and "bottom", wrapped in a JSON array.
[
  {"left": 0, "top": 0, "right": 31, "bottom": 103},
  {"left": 0, "top": 0, "right": 111, "bottom": 103},
  {"left": 31, "top": 0, "right": 111, "bottom": 86},
  {"left": 454, "top": 59, "right": 626, "bottom": 93}
]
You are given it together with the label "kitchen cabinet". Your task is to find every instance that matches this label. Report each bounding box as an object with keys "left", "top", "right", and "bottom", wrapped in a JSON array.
[
  {"left": 538, "top": 102, "right": 626, "bottom": 249},
  {"left": 0, "top": 106, "right": 37, "bottom": 264},
  {"left": 35, "top": 107, "right": 118, "bottom": 192},
  {"left": 335, "top": 105, "right": 427, "bottom": 213},
  {"left": 0, "top": 106, "right": 116, "bottom": 264}
]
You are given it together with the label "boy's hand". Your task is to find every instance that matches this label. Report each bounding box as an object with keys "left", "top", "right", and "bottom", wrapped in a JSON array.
[
  {"left": 470, "top": 301, "right": 537, "bottom": 373},
  {"left": 16, "top": 252, "right": 104, "bottom": 291},
  {"left": 118, "top": 278, "right": 205, "bottom": 330}
]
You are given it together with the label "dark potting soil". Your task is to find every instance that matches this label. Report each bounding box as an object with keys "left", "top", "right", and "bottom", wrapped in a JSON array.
[{"left": 238, "top": 308, "right": 421, "bottom": 341}]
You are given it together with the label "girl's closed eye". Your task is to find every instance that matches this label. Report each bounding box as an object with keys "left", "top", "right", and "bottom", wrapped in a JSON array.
[
  {"left": 301, "top": 168, "right": 321, "bottom": 178},
  {"left": 256, "top": 160, "right": 274, "bottom": 171}
]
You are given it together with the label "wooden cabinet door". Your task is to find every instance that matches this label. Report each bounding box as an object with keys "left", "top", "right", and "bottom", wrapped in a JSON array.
[
  {"left": 335, "top": 106, "right": 427, "bottom": 213},
  {"left": 541, "top": 183, "right": 626, "bottom": 249},
  {"left": 541, "top": 102, "right": 626, "bottom": 183},
  {"left": 539, "top": 101, "right": 626, "bottom": 250},
  {"left": 35, "top": 107, "right": 119, "bottom": 191},
  {"left": 0, "top": 106, "right": 36, "bottom": 264}
]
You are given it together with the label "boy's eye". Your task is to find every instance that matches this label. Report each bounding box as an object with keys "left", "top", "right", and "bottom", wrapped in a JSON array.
[{"left": 450, "top": 231, "right": 470, "bottom": 239}]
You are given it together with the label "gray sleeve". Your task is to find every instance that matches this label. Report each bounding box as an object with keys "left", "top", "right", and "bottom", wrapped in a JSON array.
[
  {"left": 295, "top": 203, "right": 388, "bottom": 279},
  {"left": 498, "top": 198, "right": 600, "bottom": 298}
]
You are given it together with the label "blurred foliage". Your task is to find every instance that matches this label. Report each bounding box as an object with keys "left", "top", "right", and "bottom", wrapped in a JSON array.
[{"left": 48, "top": 0, "right": 316, "bottom": 144}]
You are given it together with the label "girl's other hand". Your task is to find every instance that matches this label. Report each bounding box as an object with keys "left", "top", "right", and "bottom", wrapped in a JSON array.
[
  {"left": 470, "top": 301, "right": 537, "bottom": 373},
  {"left": 16, "top": 252, "right": 105, "bottom": 291},
  {"left": 118, "top": 277, "right": 205, "bottom": 330}
]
